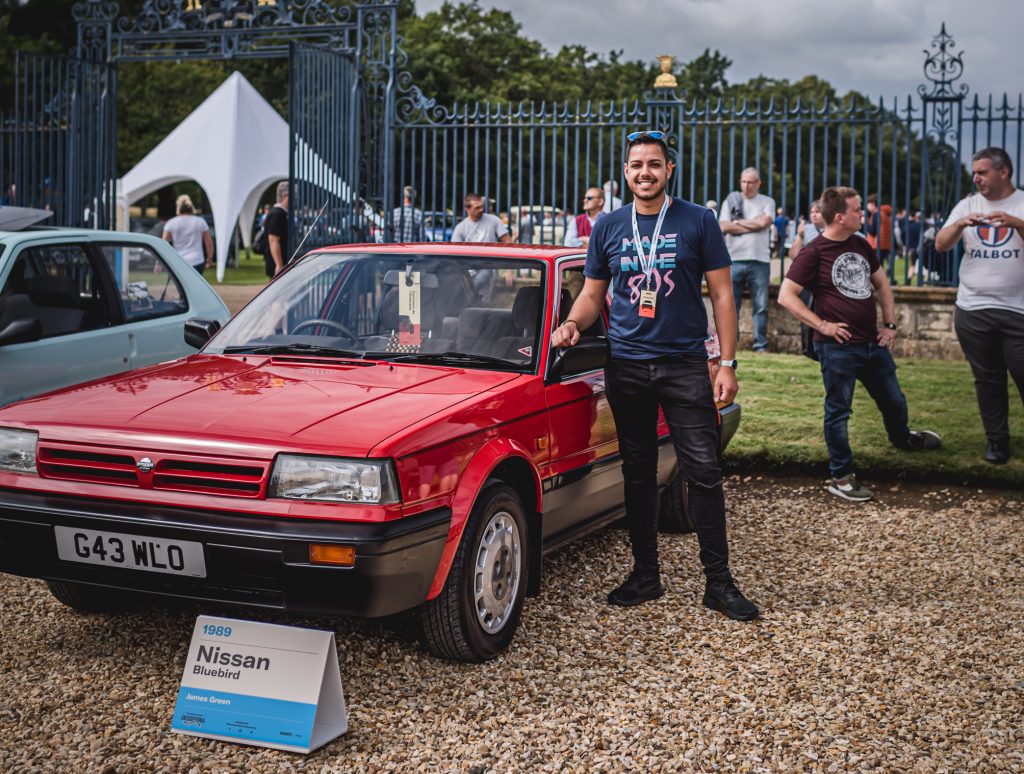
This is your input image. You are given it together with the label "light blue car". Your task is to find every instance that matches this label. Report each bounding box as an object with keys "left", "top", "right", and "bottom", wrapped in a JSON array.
[{"left": 0, "top": 212, "right": 230, "bottom": 406}]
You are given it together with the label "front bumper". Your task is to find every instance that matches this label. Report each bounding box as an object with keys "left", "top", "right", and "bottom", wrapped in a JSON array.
[{"left": 0, "top": 488, "right": 450, "bottom": 618}]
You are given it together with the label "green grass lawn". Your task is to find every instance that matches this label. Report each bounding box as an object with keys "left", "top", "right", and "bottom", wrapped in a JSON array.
[
  {"left": 205, "top": 253, "right": 1019, "bottom": 488},
  {"left": 727, "top": 352, "right": 1024, "bottom": 489},
  {"left": 216, "top": 248, "right": 268, "bottom": 285}
]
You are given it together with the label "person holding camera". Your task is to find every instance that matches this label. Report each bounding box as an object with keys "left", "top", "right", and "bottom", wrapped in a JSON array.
[
  {"left": 719, "top": 168, "right": 775, "bottom": 351},
  {"left": 935, "top": 147, "right": 1024, "bottom": 465}
]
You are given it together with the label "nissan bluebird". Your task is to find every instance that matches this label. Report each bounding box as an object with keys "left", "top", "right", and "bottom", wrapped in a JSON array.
[{"left": 0, "top": 244, "right": 739, "bottom": 661}]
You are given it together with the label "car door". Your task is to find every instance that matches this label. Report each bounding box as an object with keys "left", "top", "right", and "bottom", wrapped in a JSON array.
[
  {"left": 95, "top": 240, "right": 197, "bottom": 369},
  {"left": 540, "top": 259, "right": 620, "bottom": 544},
  {"left": 0, "top": 237, "right": 129, "bottom": 406}
]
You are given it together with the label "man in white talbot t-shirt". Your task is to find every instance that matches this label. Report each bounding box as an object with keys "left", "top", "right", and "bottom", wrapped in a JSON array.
[
  {"left": 936, "top": 147, "right": 1024, "bottom": 465},
  {"left": 719, "top": 167, "right": 775, "bottom": 351}
]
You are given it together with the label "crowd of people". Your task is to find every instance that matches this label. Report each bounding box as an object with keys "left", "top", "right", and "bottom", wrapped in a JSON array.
[
  {"left": 397, "top": 145, "right": 1020, "bottom": 489},
  {"left": 252, "top": 143, "right": 1019, "bottom": 515},
  {"left": 372, "top": 140, "right": 1010, "bottom": 630},
  {"left": 547, "top": 136, "right": 1022, "bottom": 622}
]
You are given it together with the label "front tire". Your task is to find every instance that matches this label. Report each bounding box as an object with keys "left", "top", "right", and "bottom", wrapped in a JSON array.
[
  {"left": 658, "top": 473, "right": 695, "bottom": 534},
  {"left": 419, "top": 483, "right": 529, "bottom": 662},
  {"left": 46, "top": 580, "right": 140, "bottom": 613}
]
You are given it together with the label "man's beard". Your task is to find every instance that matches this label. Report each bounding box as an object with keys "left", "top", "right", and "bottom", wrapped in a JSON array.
[{"left": 630, "top": 177, "right": 666, "bottom": 201}]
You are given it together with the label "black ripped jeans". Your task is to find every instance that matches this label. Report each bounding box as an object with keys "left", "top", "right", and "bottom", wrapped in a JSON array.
[{"left": 605, "top": 355, "right": 731, "bottom": 582}]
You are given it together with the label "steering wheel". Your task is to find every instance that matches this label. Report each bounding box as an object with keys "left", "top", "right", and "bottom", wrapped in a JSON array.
[{"left": 290, "top": 318, "right": 361, "bottom": 346}]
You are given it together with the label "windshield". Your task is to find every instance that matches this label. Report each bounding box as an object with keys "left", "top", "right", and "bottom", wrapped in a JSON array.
[{"left": 206, "top": 252, "right": 547, "bottom": 371}]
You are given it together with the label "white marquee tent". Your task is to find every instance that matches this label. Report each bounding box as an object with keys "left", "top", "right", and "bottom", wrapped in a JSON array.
[{"left": 120, "top": 72, "right": 287, "bottom": 281}]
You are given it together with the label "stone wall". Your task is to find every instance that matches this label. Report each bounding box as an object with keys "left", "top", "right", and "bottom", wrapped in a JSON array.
[{"left": 704, "top": 285, "right": 964, "bottom": 360}]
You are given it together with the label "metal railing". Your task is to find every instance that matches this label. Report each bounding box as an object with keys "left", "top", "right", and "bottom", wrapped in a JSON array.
[
  {"left": 389, "top": 90, "right": 1023, "bottom": 287},
  {"left": 5, "top": 7, "right": 1022, "bottom": 295},
  {"left": 386, "top": 26, "right": 1023, "bottom": 288},
  {"left": 0, "top": 52, "right": 117, "bottom": 231}
]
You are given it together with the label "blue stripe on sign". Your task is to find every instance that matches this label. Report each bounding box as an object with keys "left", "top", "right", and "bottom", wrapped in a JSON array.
[{"left": 172, "top": 687, "right": 318, "bottom": 748}]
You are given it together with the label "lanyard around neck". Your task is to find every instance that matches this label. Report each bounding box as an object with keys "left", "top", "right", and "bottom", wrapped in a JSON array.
[{"left": 631, "top": 195, "right": 670, "bottom": 288}]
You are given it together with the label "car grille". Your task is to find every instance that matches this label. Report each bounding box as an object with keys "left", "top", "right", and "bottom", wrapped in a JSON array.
[{"left": 37, "top": 445, "right": 268, "bottom": 498}]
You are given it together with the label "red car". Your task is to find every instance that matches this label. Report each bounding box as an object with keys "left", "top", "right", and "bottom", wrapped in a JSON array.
[{"left": 0, "top": 245, "right": 739, "bottom": 662}]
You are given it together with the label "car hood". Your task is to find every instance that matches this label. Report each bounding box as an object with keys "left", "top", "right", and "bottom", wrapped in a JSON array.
[{"left": 0, "top": 355, "right": 521, "bottom": 458}]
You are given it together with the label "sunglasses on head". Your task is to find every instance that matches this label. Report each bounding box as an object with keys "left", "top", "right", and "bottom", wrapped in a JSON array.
[{"left": 626, "top": 130, "right": 665, "bottom": 142}]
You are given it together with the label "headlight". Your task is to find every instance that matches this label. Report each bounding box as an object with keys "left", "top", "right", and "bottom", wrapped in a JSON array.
[
  {"left": 0, "top": 427, "right": 38, "bottom": 475},
  {"left": 269, "top": 455, "right": 400, "bottom": 504}
]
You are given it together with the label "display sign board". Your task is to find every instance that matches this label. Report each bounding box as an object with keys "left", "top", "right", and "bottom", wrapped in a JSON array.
[{"left": 171, "top": 615, "right": 347, "bottom": 753}]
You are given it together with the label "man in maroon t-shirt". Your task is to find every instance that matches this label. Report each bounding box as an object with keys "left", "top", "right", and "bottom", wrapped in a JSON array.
[{"left": 778, "top": 186, "right": 942, "bottom": 502}]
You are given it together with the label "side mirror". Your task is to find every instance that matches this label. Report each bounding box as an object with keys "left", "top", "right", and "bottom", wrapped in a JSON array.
[
  {"left": 184, "top": 318, "right": 222, "bottom": 349},
  {"left": 0, "top": 318, "right": 42, "bottom": 346},
  {"left": 548, "top": 336, "right": 609, "bottom": 383}
]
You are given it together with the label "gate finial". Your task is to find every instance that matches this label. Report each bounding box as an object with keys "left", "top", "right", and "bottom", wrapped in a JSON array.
[
  {"left": 919, "top": 23, "right": 967, "bottom": 101},
  {"left": 654, "top": 56, "right": 678, "bottom": 89}
]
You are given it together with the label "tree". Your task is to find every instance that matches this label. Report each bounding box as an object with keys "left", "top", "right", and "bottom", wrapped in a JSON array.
[
  {"left": 398, "top": 1, "right": 547, "bottom": 104},
  {"left": 680, "top": 48, "right": 731, "bottom": 101}
]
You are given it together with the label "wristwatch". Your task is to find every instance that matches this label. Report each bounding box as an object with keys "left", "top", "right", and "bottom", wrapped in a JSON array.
[
  {"left": 883, "top": 322, "right": 897, "bottom": 330},
  {"left": 719, "top": 359, "right": 738, "bottom": 369}
]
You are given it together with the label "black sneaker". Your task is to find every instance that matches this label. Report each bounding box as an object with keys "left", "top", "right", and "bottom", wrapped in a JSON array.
[
  {"left": 904, "top": 429, "right": 943, "bottom": 450},
  {"left": 827, "top": 473, "right": 874, "bottom": 502},
  {"left": 607, "top": 570, "right": 665, "bottom": 607},
  {"left": 703, "top": 579, "right": 759, "bottom": 621},
  {"left": 985, "top": 438, "right": 1010, "bottom": 465}
]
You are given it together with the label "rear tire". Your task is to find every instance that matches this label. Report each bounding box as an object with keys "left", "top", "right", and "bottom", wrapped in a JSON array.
[
  {"left": 658, "top": 473, "right": 695, "bottom": 534},
  {"left": 46, "top": 580, "right": 140, "bottom": 613},
  {"left": 419, "top": 483, "right": 529, "bottom": 662}
]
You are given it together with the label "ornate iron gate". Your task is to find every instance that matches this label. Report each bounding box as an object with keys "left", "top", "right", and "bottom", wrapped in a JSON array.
[
  {"left": 8, "top": 52, "right": 117, "bottom": 229},
  {"left": 4, "top": 0, "right": 376, "bottom": 277},
  {"left": 5, "top": 6, "right": 1022, "bottom": 290},
  {"left": 289, "top": 43, "right": 362, "bottom": 253}
]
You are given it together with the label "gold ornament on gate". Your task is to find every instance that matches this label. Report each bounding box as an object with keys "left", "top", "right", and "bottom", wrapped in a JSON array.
[{"left": 654, "top": 55, "right": 678, "bottom": 89}]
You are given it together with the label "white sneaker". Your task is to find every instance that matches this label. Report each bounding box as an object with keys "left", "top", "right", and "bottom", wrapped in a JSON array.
[{"left": 827, "top": 473, "right": 874, "bottom": 502}]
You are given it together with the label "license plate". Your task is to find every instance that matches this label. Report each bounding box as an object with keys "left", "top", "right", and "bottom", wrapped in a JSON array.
[{"left": 54, "top": 526, "right": 207, "bottom": 578}]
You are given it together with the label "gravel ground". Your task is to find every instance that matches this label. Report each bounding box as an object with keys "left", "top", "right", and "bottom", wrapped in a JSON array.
[{"left": 1, "top": 476, "right": 1022, "bottom": 773}]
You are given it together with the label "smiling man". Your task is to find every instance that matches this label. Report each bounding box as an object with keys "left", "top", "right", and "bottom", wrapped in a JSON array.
[
  {"left": 550, "top": 130, "right": 758, "bottom": 621},
  {"left": 935, "top": 147, "right": 1024, "bottom": 464}
]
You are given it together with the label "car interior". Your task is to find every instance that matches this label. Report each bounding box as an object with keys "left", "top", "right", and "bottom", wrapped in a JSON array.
[
  {"left": 362, "top": 275, "right": 544, "bottom": 363},
  {"left": 0, "top": 246, "right": 109, "bottom": 339}
]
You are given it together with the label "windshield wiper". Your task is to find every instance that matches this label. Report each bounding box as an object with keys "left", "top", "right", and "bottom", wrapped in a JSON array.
[
  {"left": 380, "top": 351, "right": 525, "bottom": 369},
  {"left": 221, "top": 343, "right": 366, "bottom": 358}
]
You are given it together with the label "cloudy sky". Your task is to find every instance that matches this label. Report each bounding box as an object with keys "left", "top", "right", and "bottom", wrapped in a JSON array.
[{"left": 417, "top": 0, "right": 1019, "bottom": 100}]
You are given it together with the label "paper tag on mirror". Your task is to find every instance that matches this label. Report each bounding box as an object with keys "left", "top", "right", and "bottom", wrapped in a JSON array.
[{"left": 399, "top": 272, "right": 421, "bottom": 326}]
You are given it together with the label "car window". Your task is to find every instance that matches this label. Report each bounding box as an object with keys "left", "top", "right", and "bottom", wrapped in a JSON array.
[
  {"left": 559, "top": 265, "right": 607, "bottom": 337},
  {"left": 0, "top": 243, "right": 110, "bottom": 339},
  {"left": 99, "top": 243, "right": 188, "bottom": 321},
  {"left": 206, "top": 252, "right": 547, "bottom": 372}
]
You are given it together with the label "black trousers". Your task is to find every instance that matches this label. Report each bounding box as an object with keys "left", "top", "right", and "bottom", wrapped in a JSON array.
[
  {"left": 954, "top": 306, "right": 1024, "bottom": 443},
  {"left": 605, "top": 355, "right": 731, "bottom": 582}
]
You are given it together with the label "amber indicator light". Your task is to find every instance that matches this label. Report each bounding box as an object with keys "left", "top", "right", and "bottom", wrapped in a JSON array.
[{"left": 309, "top": 544, "right": 356, "bottom": 566}]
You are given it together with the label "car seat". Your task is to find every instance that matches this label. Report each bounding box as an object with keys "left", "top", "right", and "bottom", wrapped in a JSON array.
[
  {"left": 364, "top": 285, "right": 451, "bottom": 353},
  {"left": 491, "top": 286, "right": 542, "bottom": 362},
  {"left": 455, "top": 306, "right": 515, "bottom": 358},
  {"left": 0, "top": 275, "right": 86, "bottom": 338}
]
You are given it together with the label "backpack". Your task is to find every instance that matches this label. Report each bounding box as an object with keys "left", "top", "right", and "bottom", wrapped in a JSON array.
[{"left": 252, "top": 224, "right": 267, "bottom": 255}]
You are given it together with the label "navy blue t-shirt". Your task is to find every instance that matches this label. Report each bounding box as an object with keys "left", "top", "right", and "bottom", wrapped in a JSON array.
[{"left": 584, "top": 197, "right": 731, "bottom": 358}]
